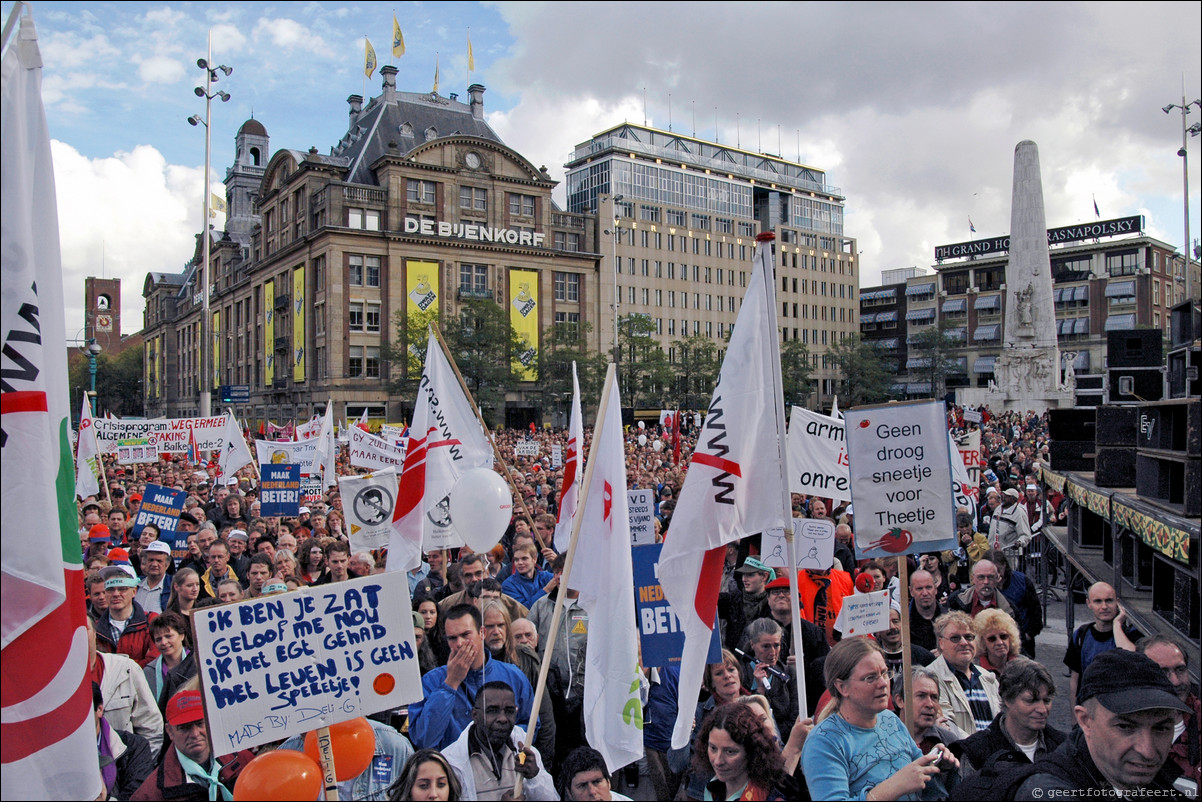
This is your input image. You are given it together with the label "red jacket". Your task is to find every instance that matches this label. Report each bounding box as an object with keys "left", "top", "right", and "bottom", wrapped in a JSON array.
[
  {"left": 95, "top": 603, "right": 159, "bottom": 667},
  {"left": 131, "top": 746, "right": 253, "bottom": 801}
]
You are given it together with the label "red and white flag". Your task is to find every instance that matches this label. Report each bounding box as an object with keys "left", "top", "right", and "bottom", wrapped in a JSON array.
[
  {"left": 388, "top": 331, "right": 492, "bottom": 571},
  {"left": 553, "top": 361, "right": 582, "bottom": 553},
  {"left": 186, "top": 425, "right": 199, "bottom": 464},
  {"left": 658, "top": 234, "right": 789, "bottom": 748},
  {"left": 74, "top": 394, "right": 101, "bottom": 499},
  {"left": 568, "top": 371, "right": 643, "bottom": 771},
  {"left": 2, "top": 9, "right": 103, "bottom": 796}
]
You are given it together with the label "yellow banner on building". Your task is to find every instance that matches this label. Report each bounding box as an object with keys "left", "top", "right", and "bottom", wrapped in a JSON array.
[
  {"left": 406, "top": 261, "right": 440, "bottom": 377},
  {"left": 509, "top": 268, "right": 539, "bottom": 380},
  {"left": 264, "top": 281, "right": 275, "bottom": 386},
  {"left": 212, "top": 311, "right": 221, "bottom": 390},
  {"left": 145, "top": 337, "right": 152, "bottom": 401},
  {"left": 293, "top": 266, "right": 306, "bottom": 383}
]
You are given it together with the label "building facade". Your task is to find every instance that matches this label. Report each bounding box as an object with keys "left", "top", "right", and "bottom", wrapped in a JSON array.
[
  {"left": 564, "top": 123, "right": 859, "bottom": 409},
  {"left": 143, "top": 68, "right": 600, "bottom": 425}
]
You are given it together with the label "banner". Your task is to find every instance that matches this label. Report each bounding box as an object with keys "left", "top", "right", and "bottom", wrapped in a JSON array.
[
  {"left": 628, "top": 489, "right": 656, "bottom": 546},
  {"left": 264, "top": 280, "right": 275, "bottom": 387},
  {"left": 255, "top": 439, "right": 318, "bottom": 474},
  {"left": 632, "top": 544, "right": 721, "bottom": 669},
  {"left": 117, "top": 438, "right": 156, "bottom": 464},
  {"left": 509, "top": 268, "right": 539, "bottom": 380},
  {"left": 92, "top": 415, "right": 228, "bottom": 454},
  {"left": 192, "top": 573, "right": 422, "bottom": 754},
  {"left": 212, "top": 310, "right": 220, "bottom": 390},
  {"left": 349, "top": 426, "right": 407, "bottom": 472},
  {"left": 340, "top": 470, "right": 398, "bottom": 552},
  {"left": 956, "top": 428, "right": 981, "bottom": 502},
  {"left": 296, "top": 416, "right": 322, "bottom": 440},
  {"left": 259, "top": 465, "right": 301, "bottom": 518},
  {"left": 406, "top": 261, "right": 439, "bottom": 377},
  {"left": 293, "top": 266, "right": 305, "bottom": 382},
  {"left": 131, "top": 483, "right": 186, "bottom": 559},
  {"left": 786, "top": 406, "right": 850, "bottom": 498},
  {"left": 845, "top": 401, "right": 957, "bottom": 560}
]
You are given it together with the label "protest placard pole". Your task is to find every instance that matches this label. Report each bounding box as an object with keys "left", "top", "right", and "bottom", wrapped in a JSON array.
[
  {"left": 97, "top": 449, "right": 112, "bottom": 505},
  {"left": 316, "top": 726, "right": 340, "bottom": 800},
  {"left": 514, "top": 363, "right": 616, "bottom": 799},
  {"left": 429, "top": 324, "right": 545, "bottom": 551},
  {"left": 898, "top": 556, "right": 914, "bottom": 731}
]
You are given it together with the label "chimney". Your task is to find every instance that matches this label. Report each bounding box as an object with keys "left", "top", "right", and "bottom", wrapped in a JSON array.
[
  {"left": 468, "top": 83, "right": 486, "bottom": 121},
  {"left": 347, "top": 94, "right": 363, "bottom": 127},
  {"left": 381, "top": 65, "right": 398, "bottom": 103}
]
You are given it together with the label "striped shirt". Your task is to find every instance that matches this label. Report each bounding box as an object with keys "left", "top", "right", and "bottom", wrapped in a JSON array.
[{"left": 954, "top": 664, "right": 996, "bottom": 732}]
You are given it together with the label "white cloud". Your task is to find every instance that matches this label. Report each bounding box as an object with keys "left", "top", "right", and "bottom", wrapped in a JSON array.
[
  {"left": 252, "top": 18, "right": 333, "bottom": 58},
  {"left": 135, "top": 54, "right": 186, "bottom": 84}
]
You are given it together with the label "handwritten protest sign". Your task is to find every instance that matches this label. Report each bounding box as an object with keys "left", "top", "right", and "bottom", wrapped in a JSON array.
[
  {"left": 514, "top": 441, "right": 539, "bottom": 457},
  {"left": 349, "top": 426, "right": 407, "bottom": 472},
  {"left": 628, "top": 489, "right": 656, "bottom": 545},
  {"left": 786, "top": 406, "right": 850, "bottom": 498},
  {"left": 963, "top": 408, "right": 982, "bottom": 424},
  {"left": 340, "top": 470, "right": 397, "bottom": 552},
  {"left": 550, "top": 444, "right": 563, "bottom": 469},
  {"left": 95, "top": 416, "right": 226, "bottom": 454},
  {"left": 845, "top": 401, "right": 957, "bottom": 560},
  {"left": 131, "top": 483, "right": 186, "bottom": 558},
  {"left": 760, "top": 518, "right": 838, "bottom": 571},
  {"left": 192, "top": 572, "right": 422, "bottom": 753},
  {"left": 259, "top": 465, "right": 301, "bottom": 518},
  {"left": 836, "top": 589, "right": 891, "bottom": 636},
  {"left": 633, "top": 544, "right": 720, "bottom": 668}
]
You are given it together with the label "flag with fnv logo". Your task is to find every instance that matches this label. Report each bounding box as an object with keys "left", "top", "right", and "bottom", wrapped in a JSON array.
[
  {"left": 553, "top": 361, "right": 582, "bottom": 553},
  {"left": 658, "top": 233, "right": 789, "bottom": 749},
  {"left": 2, "top": 9, "right": 103, "bottom": 796}
]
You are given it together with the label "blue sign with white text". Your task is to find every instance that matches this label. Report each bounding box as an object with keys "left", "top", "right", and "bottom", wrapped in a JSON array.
[
  {"left": 259, "top": 464, "right": 301, "bottom": 517},
  {"left": 633, "top": 544, "right": 721, "bottom": 668}
]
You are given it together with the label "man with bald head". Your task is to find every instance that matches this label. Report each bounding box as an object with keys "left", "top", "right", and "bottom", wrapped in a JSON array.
[
  {"left": 908, "top": 569, "right": 947, "bottom": 651},
  {"left": 1065, "top": 581, "right": 1136, "bottom": 702}
]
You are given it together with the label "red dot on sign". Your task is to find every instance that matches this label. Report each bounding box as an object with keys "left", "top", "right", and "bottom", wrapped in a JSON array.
[
  {"left": 373, "top": 673, "right": 395, "bottom": 695},
  {"left": 859, "top": 420, "right": 871, "bottom": 428}
]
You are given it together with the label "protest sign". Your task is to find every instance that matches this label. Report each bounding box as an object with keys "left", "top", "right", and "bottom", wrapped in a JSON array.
[
  {"left": 786, "top": 406, "right": 849, "bottom": 498},
  {"left": 761, "top": 518, "right": 837, "bottom": 571},
  {"left": 256, "top": 439, "right": 317, "bottom": 474},
  {"left": 192, "top": 572, "right": 422, "bottom": 753},
  {"left": 116, "top": 438, "right": 156, "bottom": 464},
  {"left": 259, "top": 465, "right": 301, "bottom": 518},
  {"left": 952, "top": 429, "right": 981, "bottom": 515},
  {"left": 550, "top": 444, "right": 563, "bottom": 469},
  {"left": 845, "top": 401, "right": 957, "bottom": 560},
  {"left": 131, "top": 483, "right": 186, "bottom": 558},
  {"left": 628, "top": 489, "right": 656, "bottom": 545},
  {"left": 94, "top": 416, "right": 226, "bottom": 454},
  {"left": 514, "top": 441, "right": 539, "bottom": 457},
  {"left": 301, "top": 478, "right": 323, "bottom": 504},
  {"left": 632, "top": 544, "right": 720, "bottom": 668},
  {"left": 379, "top": 424, "right": 407, "bottom": 444},
  {"left": 835, "top": 589, "right": 891, "bottom": 637},
  {"left": 339, "top": 470, "right": 398, "bottom": 552},
  {"left": 349, "top": 426, "right": 407, "bottom": 472},
  {"left": 963, "top": 408, "right": 982, "bottom": 424}
]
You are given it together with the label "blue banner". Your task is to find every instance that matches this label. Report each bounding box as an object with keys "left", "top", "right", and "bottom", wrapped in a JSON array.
[
  {"left": 131, "top": 483, "right": 186, "bottom": 563},
  {"left": 633, "top": 544, "right": 721, "bottom": 668},
  {"left": 260, "top": 464, "right": 301, "bottom": 517}
]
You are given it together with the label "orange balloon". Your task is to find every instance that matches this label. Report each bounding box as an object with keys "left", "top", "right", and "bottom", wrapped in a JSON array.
[
  {"left": 302, "top": 717, "right": 375, "bottom": 781},
  {"left": 233, "top": 750, "right": 322, "bottom": 801}
]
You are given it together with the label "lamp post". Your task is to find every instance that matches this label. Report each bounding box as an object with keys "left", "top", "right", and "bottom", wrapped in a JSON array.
[
  {"left": 85, "top": 338, "right": 102, "bottom": 416},
  {"left": 604, "top": 195, "right": 625, "bottom": 366},
  {"left": 188, "top": 30, "right": 231, "bottom": 418},
  {"left": 1163, "top": 94, "right": 1201, "bottom": 301}
]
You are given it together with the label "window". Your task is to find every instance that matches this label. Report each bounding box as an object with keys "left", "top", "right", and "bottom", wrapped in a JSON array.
[
  {"left": 407, "top": 180, "right": 436, "bottom": 204},
  {"left": 366, "top": 304, "right": 381, "bottom": 333},
  {"left": 716, "top": 218, "right": 733, "bottom": 234},
  {"left": 691, "top": 213, "right": 710, "bottom": 230},
  {"left": 349, "top": 346, "right": 364, "bottom": 376},
  {"left": 667, "top": 209, "right": 686, "bottom": 226},
  {"left": 314, "top": 256, "right": 326, "bottom": 292},
  {"left": 641, "top": 230, "right": 650, "bottom": 248},
  {"left": 655, "top": 289, "right": 662, "bottom": 306},
  {"left": 668, "top": 291, "right": 676, "bottom": 308},
  {"left": 460, "top": 264, "right": 489, "bottom": 296},
  {"left": 349, "top": 302, "right": 364, "bottom": 332},
  {"left": 348, "top": 256, "right": 363, "bottom": 286},
  {"left": 640, "top": 206, "right": 660, "bottom": 223},
  {"left": 554, "top": 311, "right": 580, "bottom": 332},
  {"left": 347, "top": 208, "right": 380, "bottom": 230},
  {"left": 554, "top": 272, "right": 580, "bottom": 302},
  {"left": 668, "top": 319, "right": 676, "bottom": 336},
  {"left": 365, "top": 347, "right": 381, "bottom": 378},
  {"left": 314, "top": 302, "right": 325, "bottom": 336},
  {"left": 1107, "top": 250, "right": 1138, "bottom": 277},
  {"left": 943, "top": 272, "right": 970, "bottom": 295},
  {"left": 365, "top": 256, "right": 381, "bottom": 287},
  {"left": 641, "top": 288, "right": 650, "bottom": 305},
  {"left": 509, "top": 193, "right": 536, "bottom": 217},
  {"left": 459, "top": 186, "right": 487, "bottom": 212}
]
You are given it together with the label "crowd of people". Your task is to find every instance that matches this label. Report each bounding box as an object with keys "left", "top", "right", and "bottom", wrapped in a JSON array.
[{"left": 74, "top": 406, "right": 1198, "bottom": 800}]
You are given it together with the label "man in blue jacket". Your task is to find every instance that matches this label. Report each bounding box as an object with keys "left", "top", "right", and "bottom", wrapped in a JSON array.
[
  {"left": 407, "top": 604, "right": 537, "bottom": 750},
  {"left": 501, "top": 541, "right": 554, "bottom": 608}
]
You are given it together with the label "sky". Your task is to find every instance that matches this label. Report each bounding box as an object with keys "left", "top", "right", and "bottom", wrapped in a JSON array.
[{"left": 4, "top": 0, "right": 1200, "bottom": 341}]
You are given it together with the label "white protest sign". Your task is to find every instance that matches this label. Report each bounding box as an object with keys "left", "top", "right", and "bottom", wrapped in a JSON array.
[
  {"left": 963, "top": 408, "right": 982, "bottom": 424},
  {"left": 380, "top": 424, "right": 407, "bottom": 445},
  {"left": 786, "top": 406, "right": 850, "bottom": 498},
  {"left": 349, "top": 426, "right": 407, "bottom": 472},
  {"left": 94, "top": 416, "right": 227, "bottom": 454},
  {"left": 421, "top": 491, "right": 464, "bottom": 552},
  {"left": 953, "top": 429, "right": 981, "bottom": 511},
  {"left": 628, "top": 489, "right": 656, "bottom": 545},
  {"left": 117, "top": 438, "right": 157, "bottom": 464},
  {"left": 515, "top": 441, "right": 539, "bottom": 457},
  {"left": 340, "top": 470, "right": 398, "bottom": 552},
  {"left": 760, "top": 518, "right": 837, "bottom": 571},
  {"left": 550, "top": 444, "right": 563, "bottom": 469},
  {"left": 255, "top": 439, "right": 318, "bottom": 474},
  {"left": 845, "top": 401, "right": 957, "bottom": 560},
  {"left": 835, "top": 589, "right": 891, "bottom": 636},
  {"left": 192, "top": 572, "right": 422, "bottom": 754}
]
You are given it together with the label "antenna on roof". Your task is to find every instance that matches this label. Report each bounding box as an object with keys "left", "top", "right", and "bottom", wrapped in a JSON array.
[{"left": 642, "top": 87, "right": 646, "bottom": 126}]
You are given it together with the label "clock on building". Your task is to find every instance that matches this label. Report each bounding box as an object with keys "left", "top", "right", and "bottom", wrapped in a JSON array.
[{"left": 464, "top": 151, "right": 482, "bottom": 170}]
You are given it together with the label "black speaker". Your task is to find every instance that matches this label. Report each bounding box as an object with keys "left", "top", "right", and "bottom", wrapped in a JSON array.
[
  {"left": 1095, "top": 406, "right": 1138, "bottom": 447},
  {"left": 1094, "top": 447, "right": 1136, "bottom": 487},
  {"left": 1170, "top": 299, "right": 1201, "bottom": 349},
  {"left": 1049, "top": 440, "right": 1094, "bottom": 472},
  {"left": 1107, "top": 367, "right": 1164, "bottom": 404},
  {"left": 1107, "top": 330, "right": 1163, "bottom": 368},
  {"left": 1167, "top": 346, "right": 1200, "bottom": 399},
  {"left": 1049, "top": 408, "right": 1096, "bottom": 442}
]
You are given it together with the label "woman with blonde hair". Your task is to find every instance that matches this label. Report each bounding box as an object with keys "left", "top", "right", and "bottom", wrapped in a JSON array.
[
  {"left": 973, "top": 607, "right": 1021, "bottom": 675},
  {"left": 802, "top": 637, "right": 959, "bottom": 800}
]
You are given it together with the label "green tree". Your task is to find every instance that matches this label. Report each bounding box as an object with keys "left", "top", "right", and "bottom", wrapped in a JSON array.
[
  {"left": 618, "top": 313, "right": 671, "bottom": 409},
  {"left": 385, "top": 306, "right": 439, "bottom": 399},
  {"left": 70, "top": 344, "right": 145, "bottom": 419},
  {"left": 537, "top": 320, "right": 607, "bottom": 415},
  {"left": 671, "top": 334, "right": 720, "bottom": 412},
  {"left": 907, "top": 322, "right": 964, "bottom": 400},
  {"left": 780, "top": 339, "right": 815, "bottom": 409},
  {"left": 827, "top": 334, "right": 893, "bottom": 407}
]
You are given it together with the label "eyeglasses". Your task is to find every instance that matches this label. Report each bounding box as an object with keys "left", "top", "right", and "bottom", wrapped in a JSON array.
[
  {"left": 986, "top": 633, "right": 1010, "bottom": 642},
  {"left": 856, "top": 671, "right": 891, "bottom": 685},
  {"left": 941, "top": 633, "right": 977, "bottom": 644}
]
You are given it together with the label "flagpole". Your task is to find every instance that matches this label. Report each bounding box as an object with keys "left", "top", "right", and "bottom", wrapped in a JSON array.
[
  {"left": 428, "top": 324, "right": 547, "bottom": 550},
  {"left": 757, "top": 231, "right": 810, "bottom": 720},
  {"left": 515, "top": 363, "right": 617, "bottom": 799},
  {"left": 95, "top": 433, "right": 112, "bottom": 506}
]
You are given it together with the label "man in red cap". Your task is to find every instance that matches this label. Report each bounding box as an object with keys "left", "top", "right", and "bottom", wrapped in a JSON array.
[{"left": 132, "top": 689, "right": 250, "bottom": 801}]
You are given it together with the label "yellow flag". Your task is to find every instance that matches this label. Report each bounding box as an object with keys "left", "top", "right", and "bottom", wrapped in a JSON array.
[
  {"left": 392, "top": 16, "right": 405, "bottom": 58},
  {"left": 432, "top": 55, "right": 439, "bottom": 93},
  {"left": 467, "top": 31, "right": 474, "bottom": 71},
  {"left": 211, "top": 192, "right": 227, "bottom": 214},
  {"left": 364, "top": 37, "right": 377, "bottom": 78}
]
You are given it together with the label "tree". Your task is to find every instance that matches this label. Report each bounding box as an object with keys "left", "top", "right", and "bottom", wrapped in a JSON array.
[
  {"left": 537, "top": 320, "right": 607, "bottom": 417},
  {"left": 907, "top": 322, "right": 964, "bottom": 400},
  {"left": 780, "top": 339, "right": 815, "bottom": 409},
  {"left": 671, "top": 334, "right": 720, "bottom": 412},
  {"left": 827, "top": 334, "right": 893, "bottom": 407},
  {"left": 618, "top": 313, "right": 671, "bottom": 409},
  {"left": 69, "top": 344, "right": 145, "bottom": 419}
]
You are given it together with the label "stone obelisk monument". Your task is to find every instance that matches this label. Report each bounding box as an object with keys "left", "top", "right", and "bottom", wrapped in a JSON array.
[{"left": 987, "top": 141, "right": 1074, "bottom": 411}]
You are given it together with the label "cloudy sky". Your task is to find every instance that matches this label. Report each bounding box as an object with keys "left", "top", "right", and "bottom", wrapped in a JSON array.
[{"left": 5, "top": 0, "right": 1199, "bottom": 340}]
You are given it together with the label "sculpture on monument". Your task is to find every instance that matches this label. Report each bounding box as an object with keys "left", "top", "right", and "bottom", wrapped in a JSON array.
[
  {"left": 1061, "top": 352, "right": 1078, "bottom": 392},
  {"left": 1017, "top": 283, "right": 1034, "bottom": 328}
]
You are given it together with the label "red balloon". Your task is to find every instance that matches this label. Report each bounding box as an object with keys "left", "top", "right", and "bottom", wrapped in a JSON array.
[
  {"left": 303, "top": 718, "right": 375, "bottom": 781},
  {"left": 233, "top": 750, "right": 322, "bottom": 801}
]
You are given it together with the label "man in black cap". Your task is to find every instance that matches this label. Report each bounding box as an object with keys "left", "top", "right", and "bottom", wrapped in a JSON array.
[{"left": 1012, "top": 649, "right": 1192, "bottom": 800}]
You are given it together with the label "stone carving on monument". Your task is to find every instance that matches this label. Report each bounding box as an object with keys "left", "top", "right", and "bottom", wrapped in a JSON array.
[{"left": 1061, "top": 352, "right": 1078, "bottom": 393}]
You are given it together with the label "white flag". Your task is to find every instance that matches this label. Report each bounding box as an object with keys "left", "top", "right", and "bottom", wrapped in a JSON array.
[
  {"left": 218, "top": 411, "right": 254, "bottom": 482},
  {"left": 310, "top": 401, "right": 337, "bottom": 488},
  {"left": 296, "top": 414, "right": 322, "bottom": 440},
  {"left": 658, "top": 234, "right": 788, "bottom": 748},
  {"left": 830, "top": 394, "right": 842, "bottom": 419},
  {"left": 340, "top": 469, "right": 398, "bottom": 552},
  {"left": 1, "top": 9, "right": 103, "bottom": 797},
  {"left": 568, "top": 372, "right": 643, "bottom": 771},
  {"left": 388, "top": 332, "right": 492, "bottom": 571},
  {"left": 357, "top": 408, "right": 369, "bottom": 427},
  {"left": 553, "top": 362, "right": 583, "bottom": 553},
  {"left": 74, "top": 395, "right": 101, "bottom": 499}
]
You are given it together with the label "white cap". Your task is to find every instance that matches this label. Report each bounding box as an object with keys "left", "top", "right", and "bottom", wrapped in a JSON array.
[
  {"left": 299, "top": 506, "right": 311, "bottom": 514},
  {"left": 144, "top": 541, "right": 172, "bottom": 555}
]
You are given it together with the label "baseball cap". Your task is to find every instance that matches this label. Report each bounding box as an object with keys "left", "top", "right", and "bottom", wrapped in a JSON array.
[
  {"left": 88, "top": 524, "right": 112, "bottom": 543},
  {"left": 128, "top": 493, "right": 142, "bottom": 504},
  {"left": 82, "top": 500, "right": 101, "bottom": 514},
  {"left": 1078, "top": 649, "right": 1192, "bottom": 714},
  {"left": 765, "top": 576, "right": 797, "bottom": 594},
  {"left": 228, "top": 529, "right": 249, "bottom": 542},
  {"left": 298, "top": 506, "right": 311, "bottom": 515},
  {"left": 1002, "top": 488, "right": 1021, "bottom": 501},
  {"left": 106, "top": 547, "right": 130, "bottom": 566},
  {"left": 165, "top": 690, "right": 206, "bottom": 727},
  {"left": 227, "top": 477, "right": 239, "bottom": 486},
  {"left": 734, "top": 557, "right": 776, "bottom": 580},
  {"left": 144, "top": 541, "right": 172, "bottom": 556}
]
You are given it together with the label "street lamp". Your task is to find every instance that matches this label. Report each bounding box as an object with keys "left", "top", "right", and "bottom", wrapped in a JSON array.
[
  {"left": 604, "top": 194, "right": 624, "bottom": 366},
  {"left": 1163, "top": 94, "right": 1201, "bottom": 301},
  {"left": 85, "top": 338, "right": 102, "bottom": 416},
  {"left": 189, "top": 30, "right": 232, "bottom": 418}
]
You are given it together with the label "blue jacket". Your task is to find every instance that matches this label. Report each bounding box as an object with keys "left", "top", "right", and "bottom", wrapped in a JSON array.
[
  {"left": 501, "top": 569, "right": 553, "bottom": 608},
  {"left": 407, "top": 652, "right": 536, "bottom": 750}
]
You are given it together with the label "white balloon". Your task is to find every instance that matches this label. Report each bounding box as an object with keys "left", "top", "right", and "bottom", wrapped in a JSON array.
[
  {"left": 449, "top": 468, "right": 513, "bottom": 552},
  {"left": 638, "top": 434, "right": 648, "bottom": 446},
  {"left": 652, "top": 439, "right": 663, "bottom": 452},
  {"left": 637, "top": 421, "right": 646, "bottom": 430}
]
